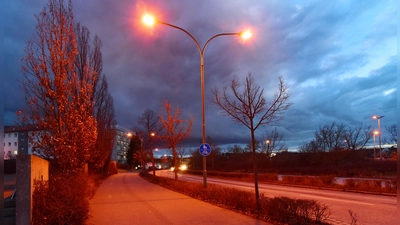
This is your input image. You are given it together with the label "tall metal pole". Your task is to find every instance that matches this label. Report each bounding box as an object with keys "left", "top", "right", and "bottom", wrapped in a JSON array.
[
  {"left": 373, "top": 133, "right": 376, "bottom": 159},
  {"left": 150, "top": 133, "right": 155, "bottom": 175},
  {"left": 372, "top": 115, "right": 384, "bottom": 160},
  {"left": 378, "top": 118, "right": 382, "bottom": 160},
  {"left": 155, "top": 20, "right": 241, "bottom": 188}
]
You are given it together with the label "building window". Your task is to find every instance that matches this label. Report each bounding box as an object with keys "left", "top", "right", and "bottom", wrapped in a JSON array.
[
  {"left": 14, "top": 133, "right": 17, "bottom": 137},
  {"left": 14, "top": 142, "right": 17, "bottom": 146},
  {"left": 8, "top": 134, "right": 11, "bottom": 137},
  {"left": 8, "top": 142, "right": 11, "bottom": 146},
  {"left": 14, "top": 150, "right": 18, "bottom": 155}
]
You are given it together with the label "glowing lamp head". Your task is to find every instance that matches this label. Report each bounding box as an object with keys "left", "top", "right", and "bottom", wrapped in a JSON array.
[
  {"left": 240, "top": 30, "right": 252, "bottom": 39},
  {"left": 142, "top": 14, "right": 155, "bottom": 26}
]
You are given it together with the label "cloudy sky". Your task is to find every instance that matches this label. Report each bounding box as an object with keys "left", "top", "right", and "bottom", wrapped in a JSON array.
[{"left": 3, "top": 0, "right": 397, "bottom": 151}]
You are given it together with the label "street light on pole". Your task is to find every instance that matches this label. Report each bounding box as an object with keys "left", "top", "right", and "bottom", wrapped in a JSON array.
[
  {"left": 266, "top": 140, "right": 270, "bottom": 154},
  {"left": 150, "top": 132, "right": 156, "bottom": 175},
  {"left": 373, "top": 130, "right": 379, "bottom": 159},
  {"left": 372, "top": 115, "right": 384, "bottom": 160},
  {"left": 143, "top": 14, "right": 251, "bottom": 187}
]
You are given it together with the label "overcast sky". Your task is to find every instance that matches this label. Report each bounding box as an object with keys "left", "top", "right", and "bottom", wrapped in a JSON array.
[{"left": 3, "top": 0, "right": 397, "bottom": 151}]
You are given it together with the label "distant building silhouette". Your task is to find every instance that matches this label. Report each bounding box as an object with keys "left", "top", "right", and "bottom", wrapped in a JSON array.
[{"left": 111, "top": 125, "right": 134, "bottom": 164}]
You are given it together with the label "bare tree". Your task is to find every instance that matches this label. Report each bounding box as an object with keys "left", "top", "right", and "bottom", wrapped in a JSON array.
[
  {"left": 159, "top": 100, "right": 193, "bottom": 180},
  {"left": 138, "top": 108, "right": 163, "bottom": 175},
  {"left": 260, "top": 127, "right": 288, "bottom": 156},
  {"left": 20, "top": 0, "right": 96, "bottom": 174},
  {"left": 384, "top": 124, "right": 397, "bottom": 144},
  {"left": 127, "top": 134, "right": 141, "bottom": 167},
  {"left": 176, "top": 147, "right": 187, "bottom": 162},
  {"left": 315, "top": 122, "right": 346, "bottom": 151},
  {"left": 244, "top": 140, "right": 261, "bottom": 153},
  {"left": 228, "top": 145, "right": 244, "bottom": 154},
  {"left": 299, "top": 139, "right": 324, "bottom": 153},
  {"left": 343, "top": 124, "right": 372, "bottom": 150},
  {"left": 211, "top": 73, "right": 291, "bottom": 208},
  {"left": 132, "top": 131, "right": 147, "bottom": 170}
]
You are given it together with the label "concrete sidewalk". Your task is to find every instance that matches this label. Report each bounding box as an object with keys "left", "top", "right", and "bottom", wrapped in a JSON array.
[{"left": 86, "top": 172, "right": 271, "bottom": 225}]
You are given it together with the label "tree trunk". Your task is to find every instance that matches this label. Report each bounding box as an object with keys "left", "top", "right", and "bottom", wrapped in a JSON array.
[
  {"left": 251, "top": 127, "right": 260, "bottom": 210},
  {"left": 173, "top": 147, "right": 178, "bottom": 180}
]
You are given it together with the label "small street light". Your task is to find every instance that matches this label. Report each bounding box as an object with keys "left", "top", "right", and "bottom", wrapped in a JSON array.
[
  {"left": 150, "top": 132, "right": 156, "bottom": 175},
  {"left": 142, "top": 14, "right": 251, "bottom": 187},
  {"left": 372, "top": 115, "right": 384, "bottom": 160}
]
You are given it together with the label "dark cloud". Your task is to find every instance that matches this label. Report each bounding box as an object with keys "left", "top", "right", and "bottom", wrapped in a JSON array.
[{"left": 3, "top": 0, "right": 396, "bottom": 150}]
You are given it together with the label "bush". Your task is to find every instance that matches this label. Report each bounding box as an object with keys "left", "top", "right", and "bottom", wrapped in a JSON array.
[
  {"left": 319, "top": 175, "right": 337, "bottom": 186},
  {"left": 140, "top": 171, "right": 331, "bottom": 224},
  {"left": 32, "top": 173, "right": 98, "bottom": 225},
  {"left": 384, "top": 179, "right": 397, "bottom": 191},
  {"left": 282, "top": 175, "right": 305, "bottom": 184},
  {"left": 262, "top": 197, "right": 331, "bottom": 225},
  {"left": 108, "top": 161, "right": 118, "bottom": 175},
  {"left": 258, "top": 173, "right": 279, "bottom": 182}
]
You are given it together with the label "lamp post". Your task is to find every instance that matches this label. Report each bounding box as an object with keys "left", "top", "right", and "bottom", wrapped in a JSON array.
[
  {"left": 344, "top": 139, "right": 350, "bottom": 150},
  {"left": 372, "top": 115, "right": 384, "bottom": 160},
  {"left": 373, "top": 130, "right": 379, "bottom": 159},
  {"left": 143, "top": 15, "right": 251, "bottom": 187},
  {"left": 150, "top": 132, "right": 156, "bottom": 175}
]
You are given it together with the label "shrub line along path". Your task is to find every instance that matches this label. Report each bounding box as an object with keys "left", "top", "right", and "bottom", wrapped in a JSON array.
[{"left": 86, "top": 172, "right": 272, "bottom": 225}]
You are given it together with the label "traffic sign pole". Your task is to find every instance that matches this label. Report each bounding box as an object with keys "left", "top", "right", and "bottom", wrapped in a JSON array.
[{"left": 199, "top": 143, "right": 211, "bottom": 188}]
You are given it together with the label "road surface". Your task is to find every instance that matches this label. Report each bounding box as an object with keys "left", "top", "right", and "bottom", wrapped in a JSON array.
[
  {"left": 157, "top": 170, "right": 397, "bottom": 225},
  {"left": 87, "top": 172, "right": 271, "bottom": 225}
]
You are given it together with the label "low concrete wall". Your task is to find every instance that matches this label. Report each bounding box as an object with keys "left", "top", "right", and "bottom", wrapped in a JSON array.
[{"left": 16, "top": 155, "right": 49, "bottom": 225}]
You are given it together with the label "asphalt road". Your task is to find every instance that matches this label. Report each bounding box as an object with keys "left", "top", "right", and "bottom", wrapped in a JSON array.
[
  {"left": 157, "top": 170, "right": 398, "bottom": 225},
  {"left": 86, "top": 172, "right": 272, "bottom": 225}
]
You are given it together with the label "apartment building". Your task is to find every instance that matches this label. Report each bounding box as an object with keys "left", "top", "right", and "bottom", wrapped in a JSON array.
[
  {"left": 111, "top": 125, "right": 134, "bottom": 164},
  {"left": 3, "top": 126, "right": 32, "bottom": 159}
]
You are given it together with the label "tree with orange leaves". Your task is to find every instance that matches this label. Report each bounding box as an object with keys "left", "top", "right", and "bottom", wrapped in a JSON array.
[
  {"left": 159, "top": 100, "right": 193, "bottom": 180},
  {"left": 20, "top": 0, "right": 96, "bottom": 175}
]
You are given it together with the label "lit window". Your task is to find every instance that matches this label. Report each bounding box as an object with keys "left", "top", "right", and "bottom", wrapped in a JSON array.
[{"left": 14, "top": 150, "right": 18, "bottom": 155}]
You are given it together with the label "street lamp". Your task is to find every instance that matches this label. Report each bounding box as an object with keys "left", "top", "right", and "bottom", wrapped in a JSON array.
[
  {"left": 143, "top": 14, "right": 251, "bottom": 187},
  {"left": 266, "top": 140, "right": 270, "bottom": 154},
  {"left": 150, "top": 132, "right": 156, "bottom": 175},
  {"left": 373, "top": 130, "right": 379, "bottom": 159},
  {"left": 372, "top": 115, "right": 384, "bottom": 160}
]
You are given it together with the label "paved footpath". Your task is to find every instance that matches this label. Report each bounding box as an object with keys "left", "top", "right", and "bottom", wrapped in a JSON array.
[{"left": 86, "top": 172, "right": 272, "bottom": 225}]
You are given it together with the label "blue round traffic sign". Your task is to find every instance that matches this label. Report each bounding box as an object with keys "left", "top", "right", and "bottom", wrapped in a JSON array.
[{"left": 199, "top": 143, "right": 211, "bottom": 156}]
